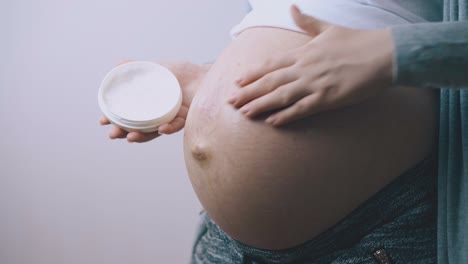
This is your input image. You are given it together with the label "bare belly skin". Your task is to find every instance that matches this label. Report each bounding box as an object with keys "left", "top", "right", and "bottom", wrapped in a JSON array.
[{"left": 183, "top": 27, "right": 438, "bottom": 250}]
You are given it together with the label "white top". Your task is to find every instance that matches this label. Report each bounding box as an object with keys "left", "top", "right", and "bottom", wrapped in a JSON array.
[{"left": 231, "top": 0, "right": 428, "bottom": 37}]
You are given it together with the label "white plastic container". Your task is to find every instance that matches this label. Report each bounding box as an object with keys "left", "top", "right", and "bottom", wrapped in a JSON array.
[{"left": 98, "top": 61, "right": 182, "bottom": 133}]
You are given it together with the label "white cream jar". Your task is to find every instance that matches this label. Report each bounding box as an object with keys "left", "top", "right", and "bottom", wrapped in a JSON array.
[{"left": 98, "top": 61, "right": 182, "bottom": 133}]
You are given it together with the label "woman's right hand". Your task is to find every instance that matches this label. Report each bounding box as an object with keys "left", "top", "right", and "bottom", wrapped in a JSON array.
[{"left": 100, "top": 61, "right": 210, "bottom": 143}]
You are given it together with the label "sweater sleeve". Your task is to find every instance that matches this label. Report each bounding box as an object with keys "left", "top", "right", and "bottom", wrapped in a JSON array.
[{"left": 391, "top": 21, "right": 468, "bottom": 88}]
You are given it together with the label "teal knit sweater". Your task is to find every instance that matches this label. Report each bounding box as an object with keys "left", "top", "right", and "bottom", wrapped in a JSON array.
[{"left": 391, "top": 0, "right": 468, "bottom": 263}]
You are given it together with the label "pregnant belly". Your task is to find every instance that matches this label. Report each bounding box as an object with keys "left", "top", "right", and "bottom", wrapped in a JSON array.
[{"left": 183, "top": 28, "right": 438, "bottom": 250}]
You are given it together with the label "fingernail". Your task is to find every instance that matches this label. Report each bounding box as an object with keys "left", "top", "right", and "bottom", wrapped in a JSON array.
[
  {"left": 240, "top": 106, "right": 250, "bottom": 114},
  {"left": 236, "top": 78, "right": 243, "bottom": 85}
]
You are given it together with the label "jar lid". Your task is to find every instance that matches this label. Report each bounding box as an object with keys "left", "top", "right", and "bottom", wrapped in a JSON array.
[{"left": 98, "top": 61, "right": 182, "bottom": 132}]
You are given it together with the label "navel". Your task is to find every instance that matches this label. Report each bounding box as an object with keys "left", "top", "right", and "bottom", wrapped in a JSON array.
[{"left": 191, "top": 143, "right": 211, "bottom": 166}]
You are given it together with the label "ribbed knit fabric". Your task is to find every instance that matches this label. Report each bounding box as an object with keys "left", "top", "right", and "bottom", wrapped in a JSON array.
[
  {"left": 392, "top": 21, "right": 468, "bottom": 88},
  {"left": 391, "top": 1, "right": 468, "bottom": 263}
]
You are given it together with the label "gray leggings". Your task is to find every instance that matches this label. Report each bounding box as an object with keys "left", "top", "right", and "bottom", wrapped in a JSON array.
[{"left": 191, "top": 156, "right": 436, "bottom": 264}]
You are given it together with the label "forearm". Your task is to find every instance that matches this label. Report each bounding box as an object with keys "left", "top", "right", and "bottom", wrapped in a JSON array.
[
  {"left": 199, "top": 63, "right": 213, "bottom": 78},
  {"left": 391, "top": 21, "right": 468, "bottom": 88},
  {"left": 160, "top": 61, "right": 212, "bottom": 81},
  {"left": 160, "top": 61, "right": 212, "bottom": 102},
  {"left": 192, "top": 62, "right": 212, "bottom": 95}
]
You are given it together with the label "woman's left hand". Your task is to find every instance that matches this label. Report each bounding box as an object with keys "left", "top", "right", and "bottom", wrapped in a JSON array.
[{"left": 228, "top": 5, "right": 395, "bottom": 126}]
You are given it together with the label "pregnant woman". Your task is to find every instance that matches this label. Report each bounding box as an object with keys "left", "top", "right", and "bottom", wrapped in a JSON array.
[{"left": 101, "top": 0, "right": 468, "bottom": 263}]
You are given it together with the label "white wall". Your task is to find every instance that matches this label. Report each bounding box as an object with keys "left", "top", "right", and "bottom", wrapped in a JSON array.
[{"left": 0, "top": 1, "right": 245, "bottom": 263}]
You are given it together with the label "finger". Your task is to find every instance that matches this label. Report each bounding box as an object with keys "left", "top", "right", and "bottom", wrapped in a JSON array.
[
  {"left": 229, "top": 68, "right": 296, "bottom": 108},
  {"left": 100, "top": 115, "right": 111, "bottom": 125},
  {"left": 291, "top": 5, "right": 330, "bottom": 36},
  {"left": 158, "top": 117, "right": 186, "bottom": 134},
  {"left": 236, "top": 53, "right": 295, "bottom": 87},
  {"left": 158, "top": 106, "right": 189, "bottom": 134},
  {"left": 127, "top": 131, "right": 161, "bottom": 143},
  {"left": 241, "top": 80, "right": 307, "bottom": 118},
  {"left": 265, "top": 93, "right": 325, "bottom": 126},
  {"left": 109, "top": 126, "right": 128, "bottom": 139}
]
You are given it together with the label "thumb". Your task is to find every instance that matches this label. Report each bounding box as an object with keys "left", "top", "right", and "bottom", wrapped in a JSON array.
[{"left": 291, "top": 5, "right": 330, "bottom": 36}]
